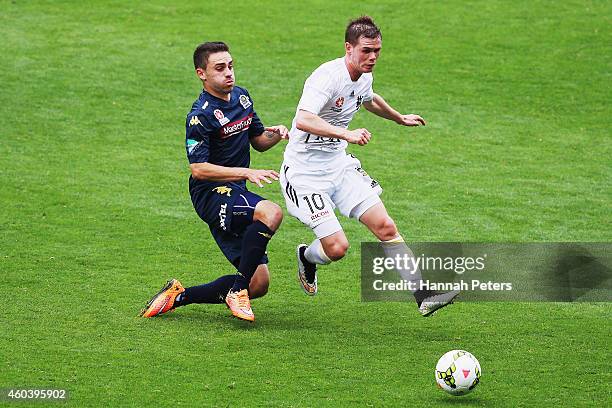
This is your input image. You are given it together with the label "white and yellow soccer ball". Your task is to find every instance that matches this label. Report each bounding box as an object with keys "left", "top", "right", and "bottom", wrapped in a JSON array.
[{"left": 435, "top": 350, "right": 481, "bottom": 396}]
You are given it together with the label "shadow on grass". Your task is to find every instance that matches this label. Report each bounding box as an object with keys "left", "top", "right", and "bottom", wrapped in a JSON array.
[
  {"left": 434, "top": 393, "right": 484, "bottom": 406},
  {"left": 136, "top": 309, "right": 372, "bottom": 337},
  {"left": 155, "top": 307, "right": 320, "bottom": 331},
  {"left": 133, "top": 300, "right": 462, "bottom": 339}
]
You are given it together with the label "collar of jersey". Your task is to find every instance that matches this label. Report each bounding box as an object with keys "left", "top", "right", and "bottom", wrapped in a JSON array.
[
  {"left": 338, "top": 57, "right": 359, "bottom": 84},
  {"left": 202, "top": 88, "right": 233, "bottom": 104}
]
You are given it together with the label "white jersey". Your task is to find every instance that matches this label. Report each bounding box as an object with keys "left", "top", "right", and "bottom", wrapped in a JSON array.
[{"left": 284, "top": 57, "right": 374, "bottom": 168}]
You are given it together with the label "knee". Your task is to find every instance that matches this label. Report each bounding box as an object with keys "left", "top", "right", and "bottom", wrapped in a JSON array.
[
  {"left": 265, "top": 203, "right": 283, "bottom": 231},
  {"left": 377, "top": 217, "right": 398, "bottom": 241},
  {"left": 254, "top": 201, "right": 283, "bottom": 231},
  {"left": 325, "top": 239, "right": 350, "bottom": 261},
  {"left": 249, "top": 274, "right": 269, "bottom": 299}
]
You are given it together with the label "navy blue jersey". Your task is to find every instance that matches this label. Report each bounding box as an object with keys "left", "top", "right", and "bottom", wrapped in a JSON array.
[{"left": 186, "top": 86, "right": 265, "bottom": 191}]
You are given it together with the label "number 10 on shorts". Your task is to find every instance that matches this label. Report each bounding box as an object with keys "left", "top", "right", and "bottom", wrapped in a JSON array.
[{"left": 303, "top": 193, "right": 326, "bottom": 213}]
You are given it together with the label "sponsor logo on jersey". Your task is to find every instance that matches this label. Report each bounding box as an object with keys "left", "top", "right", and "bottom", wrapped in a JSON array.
[
  {"left": 258, "top": 232, "right": 272, "bottom": 239},
  {"left": 220, "top": 114, "right": 253, "bottom": 138},
  {"left": 189, "top": 116, "right": 202, "bottom": 126},
  {"left": 239, "top": 94, "right": 252, "bottom": 109},
  {"left": 350, "top": 90, "right": 355, "bottom": 97},
  {"left": 218, "top": 203, "right": 228, "bottom": 230},
  {"left": 304, "top": 134, "right": 342, "bottom": 146},
  {"left": 310, "top": 209, "right": 330, "bottom": 221},
  {"left": 212, "top": 186, "right": 233, "bottom": 196},
  {"left": 186, "top": 138, "right": 199, "bottom": 154},
  {"left": 202, "top": 101, "right": 209, "bottom": 110},
  {"left": 214, "top": 109, "right": 229, "bottom": 126}
]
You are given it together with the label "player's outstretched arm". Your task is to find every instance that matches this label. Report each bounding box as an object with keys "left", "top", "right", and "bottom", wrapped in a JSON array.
[
  {"left": 363, "top": 93, "right": 426, "bottom": 126},
  {"left": 296, "top": 110, "right": 371, "bottom": 145},
  {"left": 250, "top": 125, "right": 289, "bottom": 152},
  {"left": 190, "top": 162, "right": 279, "bottom": 188}
]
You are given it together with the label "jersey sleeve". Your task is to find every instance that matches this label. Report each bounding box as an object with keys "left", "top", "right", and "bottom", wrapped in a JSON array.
[
  {"left": 185, "top": 113, "right": 212, "bottom": 164},
  {"left": 296, "top": 69, "right": 335, "bottom": 115},
  {"left": 248, "top": 109, "right": 265, "bottom": 138},
  {"left": 242, "top": 89, "right": 265, "bottom": 138}
]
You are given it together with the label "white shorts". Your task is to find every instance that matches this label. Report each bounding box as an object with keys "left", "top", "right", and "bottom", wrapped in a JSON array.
[{"left": 280, "top": 153, "right": 382, "bottom": 238}]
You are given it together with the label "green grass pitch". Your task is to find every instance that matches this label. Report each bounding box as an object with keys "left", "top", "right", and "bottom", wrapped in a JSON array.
[{"left": 1, "top": 0, "right": 610, "bottom": 406}]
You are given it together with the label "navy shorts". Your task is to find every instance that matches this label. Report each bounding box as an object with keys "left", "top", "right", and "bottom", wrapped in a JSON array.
[{"left": 190, "top": 182, "right": 269, "bottom": 268}]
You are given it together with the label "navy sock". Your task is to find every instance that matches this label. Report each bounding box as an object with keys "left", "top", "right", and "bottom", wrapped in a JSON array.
[
  {"left": 175, "top": 274, "right": 236, "bottom": 306},
  {"left": 232, "top": 221, "right": 274, "bottom": 292}
]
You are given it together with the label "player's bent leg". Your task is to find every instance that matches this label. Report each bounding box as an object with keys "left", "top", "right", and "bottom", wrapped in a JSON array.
[
  {"left": 281, "top": 177, "right": 341, "bottom": 294},
  {"left": 227, "top": 196, "right": 279, "bottom": 321},
  {"left": 320, "top": 230, "right": 350, "bottom": 261},
  {"left": 173, "top": 275, "right": 237, "bottom": 307},
  {"left": 359, "top": 203, "right": 459, "bottom": 316},
  {"left": 358, "top": 202, "right": 398, "bottom": 241},
  {"left": 249, "top": 264, "right": 270, "bottom": 299},
  {"left": 296, "top": 228, "right": 347, "bottom": 296},
  {"left": 253, "top": 200, "right": 283, "bottom": 232}
]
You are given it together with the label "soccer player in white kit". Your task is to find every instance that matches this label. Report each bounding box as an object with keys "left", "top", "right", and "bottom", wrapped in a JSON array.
[{"left": 280, "top": 16, "right": 458, "bottom": 316}]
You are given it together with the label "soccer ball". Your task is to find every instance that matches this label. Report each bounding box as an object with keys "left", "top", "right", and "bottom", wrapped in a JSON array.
[{"left": 435, "top": 350, "right": 481, "bottom": 396}]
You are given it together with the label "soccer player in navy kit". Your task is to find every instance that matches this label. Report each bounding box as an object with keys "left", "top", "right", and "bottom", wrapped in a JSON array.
[{"left": 140, "top": 42, "right": 288, "bottom": 322}]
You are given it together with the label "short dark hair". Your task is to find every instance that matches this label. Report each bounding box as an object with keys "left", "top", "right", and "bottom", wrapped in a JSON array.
[
  {"left": 193, "top": 41, "right": 230, "bottom": 69},
  {"left": 345, "top": 16, "right": 381, "bottom": 45}
]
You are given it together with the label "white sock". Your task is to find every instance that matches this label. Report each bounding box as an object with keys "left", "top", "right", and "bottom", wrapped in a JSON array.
[
  {"left": 304, "top": 239, "right": 332, "bottom": 265},
  {"left": 381, "top": 235, "right": 423, "bottom": 294}
]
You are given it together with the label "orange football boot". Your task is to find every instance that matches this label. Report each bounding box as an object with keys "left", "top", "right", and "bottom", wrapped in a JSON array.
[
  {"left": 140, "top": 279, "right": 185, "bottom": 318},
  {"left": 225, "top": 289, "right": 255, "bottom": 322}
]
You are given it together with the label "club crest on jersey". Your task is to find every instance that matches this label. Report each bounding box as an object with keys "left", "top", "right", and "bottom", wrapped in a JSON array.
[
  {"left": 239, "top": 94, "right": 252, "bottom": 109},
  {"left": 214, "top": 109, "right": 229, "bottom": 125},
  {"left": 331, "top": 97, "right": 344, "bottom": 112}
]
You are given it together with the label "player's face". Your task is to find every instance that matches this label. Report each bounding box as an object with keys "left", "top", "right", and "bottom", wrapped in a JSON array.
[
  {"left": 345, "top": 36, "right": 382, "bottom": 74},
  {"left": 197, "top": 51, "right": 235, "bottom": 98}
]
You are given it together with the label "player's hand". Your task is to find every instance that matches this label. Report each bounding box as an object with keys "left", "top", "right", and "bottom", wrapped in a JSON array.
[
  {"left": 265, "top": 125, "right": 289, "bottom": 139},
  {"left": 344, "top": 128, "right": 371, "bottom": 145},
  {"left": 246, "top": 169, "right": 279, "bottom": 188},
  {"left": 396, "top": 114, "right": 426, "bottom": 126}
]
